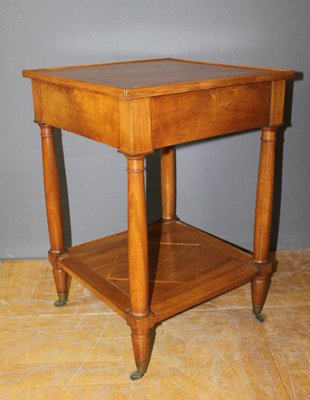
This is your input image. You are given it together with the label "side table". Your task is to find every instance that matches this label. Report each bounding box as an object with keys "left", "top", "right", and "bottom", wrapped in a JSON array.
[{"left": 23, "top": 58, "right": 294, "bottom": 379}]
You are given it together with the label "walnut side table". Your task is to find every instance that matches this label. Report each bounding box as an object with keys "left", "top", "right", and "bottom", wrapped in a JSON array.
[{"left": 23, "top": 58, "right": 294, "bottom": 380}]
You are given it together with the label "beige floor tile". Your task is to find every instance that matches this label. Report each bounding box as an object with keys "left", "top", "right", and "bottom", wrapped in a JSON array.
[
  {"left": 27, "top": 383, "right": 207, "bottom": 400},
  {"left": 0, "top": 260, "right": 112, "bottom": 316},
  {"left": 1, "top": 252, "right": 310, "bottom": 399},
  {"left": 265, "top": 250, "right": 310, "bottom": 307},
  {"left": 0, "top": 386, "right": 30, "bottom": 400},
  {"left": 0, "top": 310, "right": 289, "bottom": 399},
  {"left": 263, "top": 306, "right": 310, "bottom": 400}
]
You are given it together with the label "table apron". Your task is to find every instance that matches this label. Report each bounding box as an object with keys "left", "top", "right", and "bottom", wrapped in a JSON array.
[
  {"left": 151, "top": 82, "right": 272, "bottom": 148},
  {"left": 34, "top": 81, "right": 120, "bottom": 147},
  {"left": 32, "top": 80, "right": 276, "bottom": 153}
]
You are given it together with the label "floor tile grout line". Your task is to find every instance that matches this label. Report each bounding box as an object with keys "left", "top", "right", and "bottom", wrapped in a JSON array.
[
  {"left": 0, "top": 312, "right": 118, "bottom": 318},
  {"left": 1, "top": 255, "right": 309, "bottom": 397},
  {"left": 1, "top": 303, "right": 310, "bottom": 319},
  {"left": 61, "top": 319, "right": 111, "bottom": 391},
  {"left": 263, "top": 329, "right": 292, "bottom": 400}
]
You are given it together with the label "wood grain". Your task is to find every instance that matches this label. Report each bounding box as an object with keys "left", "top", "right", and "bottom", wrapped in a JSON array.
[
  {"left": 58, "top": 220, "right": 258, "bottom": 324},
  {"left": 40, "top": 124, "right": 68, "bottom": 296},
  {"left": 39, "top": 82, "right": 119, "bottom": 146},
  {"left": 31, "top": 80, "right": 43, "bottom": 122},
  {"left": 251, "top": 128, "right": 277, "bottom": 314},
  {"left": 161, "top": 146, "right": 176, "bottom": 220},
  {"left": 151, "top": 82, "right": 271, "bottom": 148},
  {"left": 40, "top": 125, "right": 65, "bottom": 253},
  {"left": 118, "top": 98, "right": 152, "bottom": 155},
  {"left": 253, "top": 128, "right": 277, "bottom": 263},
  {"left": 127, "top": 156, "right": 149, "bottom": 318},
  {"left": 23, "top": 58, "right": 294, "bottom": 99},
  {"left": 270, "top": 80, "right": 286, "bottom": 126},
  {"left": 23, "top": 57, "right": 294, "bottom": 378}
]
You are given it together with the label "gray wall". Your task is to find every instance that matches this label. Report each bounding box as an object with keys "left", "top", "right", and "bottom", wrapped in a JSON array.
[{"left": 1, "top": 0, "right": 309, "bottom": 258}]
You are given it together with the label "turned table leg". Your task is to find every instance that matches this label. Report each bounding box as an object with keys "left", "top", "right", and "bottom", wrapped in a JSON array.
[
  {"left": 127, "top": 156, "right": 151, "bottom": 380},
  {"left": 252, "top": 127, "right": 277, "bottom": 322},
  {"left": 40, "top": 124, "right": 68, "bottom": 306},
  {"left": 161, "top": 146, "right": 176, "bottom": 221}
]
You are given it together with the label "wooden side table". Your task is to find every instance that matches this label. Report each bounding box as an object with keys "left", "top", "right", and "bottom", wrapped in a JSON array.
[{"left": 23, "top": 58, "right": 294, "bottom": 379}]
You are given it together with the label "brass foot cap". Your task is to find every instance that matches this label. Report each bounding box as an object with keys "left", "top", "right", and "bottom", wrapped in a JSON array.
[
  {"left": 255, "top": 313, "right": 266, "bottom": 323},
  {"left": 54, "top": 293, "right": 68, "bottom": 307},
  {"left": 130, "top": 371, "right": 144, "bottom": 381},
  {"left": 54, "top": 299, "right": 67, "bottom": 307},
  {"left": 253, "top": 305, "right": 266, "bottom": 323}
]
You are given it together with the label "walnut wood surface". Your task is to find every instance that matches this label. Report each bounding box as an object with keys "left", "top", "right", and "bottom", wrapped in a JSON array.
[
  {"left": 253, "top": 128, "right": 277, "bottom": 263},
  {"left": 24, "top": 57, "right": 294, "bottom": 378},
  {"left": 119, "top": 98, "right": 153, "bottom": 155},
  {"left": 270, "top": 80, "right": 286, "bottom": 126},
  {"left": 59, "top": 221, "right": 258, "bottom": 324},
  {"left": 23, "top": 58, "right": 294, "bottom": 99},
  {"left": 161, "top": 146, "right": 176, "bottom": 221},
  {"left": 151, "top": 82, "right": 271, "bottom": 148},
  {"left": 39, "top": 82, "right": 119, "bottom": 147},
  {"left": 127, "top": 157, "right": 150, "bottom": 317},
  {"left": 251, "top": 128, "right": 277, "bottom": 312},
  {"left": 24, "top": 59, "right": 294, "bottom": 154},
  {"left": 40, "top": 125, "right": 68, "bottom": 296}
]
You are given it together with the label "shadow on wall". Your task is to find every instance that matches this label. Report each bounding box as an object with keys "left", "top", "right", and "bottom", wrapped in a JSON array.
[
  {"left": 146, "top": 150, "right": 162, "bottom": 224},
  {"left": 54, "top": 128, "right": 72, "bottom": 249},
  {"left": 270, "top": 71, "right": 303, "bottom": 250},
  {"left": 53, "top": 135, "right": 164, "bottom": 248}
]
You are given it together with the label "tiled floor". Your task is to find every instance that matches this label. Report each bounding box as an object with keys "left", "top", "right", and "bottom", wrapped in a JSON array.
[{"left": 0, "top": 250, "right": 309, "bottom": 399}]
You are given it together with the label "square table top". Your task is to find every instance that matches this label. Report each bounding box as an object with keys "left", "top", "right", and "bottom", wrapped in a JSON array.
[{"left": 23, "top": 58, "right": 294, "bottom": 99}]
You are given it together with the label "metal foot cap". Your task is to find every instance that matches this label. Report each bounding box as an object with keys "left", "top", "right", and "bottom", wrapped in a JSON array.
[
  {"left": 255, "top": 313, "right": 266, "bottom": 323},
  {"left": 54, "top": 293, "right": 68, "bottom": 307},
  {"left": 130, "top": 371, "right": 144, "bottom": 381},
  {"left": 253, "top": 305, "right": 266, "bottom": 323},
  {"left": 54, "top": 299, "right": 67, "bottom": 307}
]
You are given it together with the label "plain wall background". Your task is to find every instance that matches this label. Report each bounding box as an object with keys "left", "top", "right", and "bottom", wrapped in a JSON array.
[{"left": 1, "top": 0, "right": 309, "bottom": 259}]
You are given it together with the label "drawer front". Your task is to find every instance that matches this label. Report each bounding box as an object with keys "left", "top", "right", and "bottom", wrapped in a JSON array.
[
  {"left": 151, "top": 82, "right": 271, "bottom": 148},
  {"left": 39, "top": 82, "right": 119, "bottom": 147}
]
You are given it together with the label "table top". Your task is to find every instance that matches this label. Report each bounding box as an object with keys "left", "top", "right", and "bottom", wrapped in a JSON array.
[{"left": 23, "top": 58, "right": 294, "bottom": 99}]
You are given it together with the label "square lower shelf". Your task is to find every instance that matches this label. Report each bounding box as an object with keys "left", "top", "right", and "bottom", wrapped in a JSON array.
[{"left": 59, "top": 220, "right": 259, "bottom": 323}]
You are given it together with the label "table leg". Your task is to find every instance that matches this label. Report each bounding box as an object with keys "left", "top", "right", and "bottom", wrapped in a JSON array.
[
  {"left": 252, "top": 127, "right": 277, "bottom": 322},
  {"left": 161, "top": 146, "right": 176, "bottom": 221},
  {"left": 40, "top": 124, "right": 68, "bottom": 306},
  {"left": 127, "top": 156, "right": 151, "bottom": 380}
]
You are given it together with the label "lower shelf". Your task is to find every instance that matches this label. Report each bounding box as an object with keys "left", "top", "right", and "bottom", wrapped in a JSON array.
[{"left": 59, "top": 220, "right": 259, "bottom": 323}]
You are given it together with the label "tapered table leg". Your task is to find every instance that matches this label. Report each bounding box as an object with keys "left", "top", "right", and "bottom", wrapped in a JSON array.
[
  {"left": 252, "top": 127, "right": 277, "bottom": 322},
  {"left": 127, "top": 156, "right": 151, "bottom": 380},
  {"left": 161, "top": 146, "right": 176, "bottom": 221},
  {"left": 40, "top": 124, "right": 68, "bottom": 306}
]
